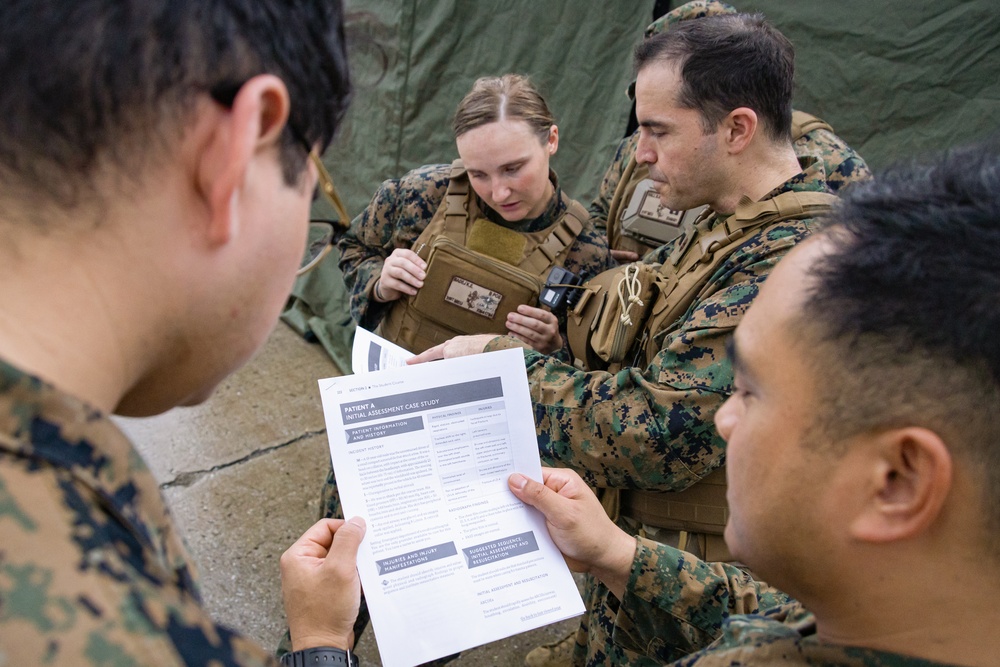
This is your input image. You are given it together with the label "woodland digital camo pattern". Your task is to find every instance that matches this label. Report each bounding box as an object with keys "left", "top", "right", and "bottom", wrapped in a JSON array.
[
  {"left": 0, "top": 358, "right": 278, "bottom": 666},
  {"left": 304, "top": 163, "right": 610, "bottom": 664},
  {"left": 590, "top": 127, "right": 873, "bottom": 233},
  {"left": 615, "top": 537, "right": 790, "bottom": 663},
  {"left": 488, "top": 159, "right": 831, "bottom": 492},
  {"left": 337, "top": 162, "right": 612, "bottom": 344},
  {"left": 612, "top": 538, "right": 950, "bottom": 666},
  {"left": 327, "top": 163, "right": 610, "bottom": 523},
  {"left": 486, "top": 160, "right": 831, "bottom": 667}
]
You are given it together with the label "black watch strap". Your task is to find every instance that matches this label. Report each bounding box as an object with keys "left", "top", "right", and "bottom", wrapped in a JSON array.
[{"left": 279, "top": 647, "right": 359, "bottom": 667}]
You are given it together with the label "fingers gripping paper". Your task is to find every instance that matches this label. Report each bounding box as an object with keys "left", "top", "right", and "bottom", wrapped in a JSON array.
[{"left": 319, "top": 341, "right": 584, "bottom": 667}]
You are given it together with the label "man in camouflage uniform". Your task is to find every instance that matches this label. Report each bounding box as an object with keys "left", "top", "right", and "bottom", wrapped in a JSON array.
[
  {"left": 527, "top": 5, "right": 870, "bottom": 662},
  {"left": 591, "top": 1, "right": 871, "bottom": 264},
  {"left": 411, "top": 12, "right": 867, "bottom": 667},
  {"left": 0, "top": 2, "right": 366, "bottom": 665},
  {"left": 510, "top": 140, "right": 1000, "bottom": 666}
]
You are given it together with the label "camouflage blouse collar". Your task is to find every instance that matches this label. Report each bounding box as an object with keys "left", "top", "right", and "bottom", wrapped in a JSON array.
[
  {"left": 0, "top": 356, "right": 118, "bottom": 474},
  {"left": 0, "top": 356, "right": 191, "bottom": 586},
  {"left": 699, "top": 155, "right": 830, "bottom": 233},
  {"left": 481, "top": 168, "right": 566, "bottom": 233},
  {"left": 760, "top": 155, "right": 831, "bottom": 199},
  {"left": 653, "top": 156, "right": 832, "bottom": 262},
  {"left": 724, "top": 604, "right": 954, "bottom": 665}
]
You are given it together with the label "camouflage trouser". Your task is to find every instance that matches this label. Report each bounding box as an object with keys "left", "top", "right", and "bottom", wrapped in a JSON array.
[
  {"left": 570, "top": 518, "right": 721, "bottom": 667},
  {"left": 276, "top": 465, "right": 458, "bottom": 666}
]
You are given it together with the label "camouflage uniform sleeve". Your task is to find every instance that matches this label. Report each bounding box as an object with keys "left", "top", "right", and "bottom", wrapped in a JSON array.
[
  {"left": 562, "top": 215, "right": 613, "bottom": 284},
  {"left": 336, "top": 164, "right": 450, "bottom": 331},
  {"left": 668, "top": 603, "right": 906, "bottom": 666},
  {"left": 795, "top": 128, "right": 873, "bottom": 193},
  {"left": 485, "top": 218, "right": 816, "bottom": 490},
  {"left": 0, "top": 456, "right": 279, "bottom": 666},
  {"left": 610, "top": 537, "right": 791, "bottom": 663},
  {"left": 588, "top": 133, "right": 639, "bottom": 231}
]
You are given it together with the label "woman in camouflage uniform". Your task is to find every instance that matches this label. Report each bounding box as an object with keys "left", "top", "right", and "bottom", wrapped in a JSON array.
[{"left": 337, "top": 74, "right": 611, "bottom": 357}]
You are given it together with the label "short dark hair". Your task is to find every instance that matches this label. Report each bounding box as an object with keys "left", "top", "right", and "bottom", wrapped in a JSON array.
[
  {"left": 633, "top": 13, "right": 794, "bottom": 141},
  {"left": 0, "top": 0, "right": 351, "bottom": 213},
  {"left": 801, "top": 140, "right": 1000, "bottom": 553}
]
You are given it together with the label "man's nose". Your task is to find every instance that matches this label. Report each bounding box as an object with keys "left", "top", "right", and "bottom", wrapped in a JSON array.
[
  {"left": 714, "top": 395, "right": 738, "bottom": 443},
  {"left": 635, "top": 135, "right": 656, "bottom": 165}
]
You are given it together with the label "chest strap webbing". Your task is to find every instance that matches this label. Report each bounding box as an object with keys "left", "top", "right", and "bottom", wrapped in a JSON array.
[
  {"left": 605, "top": 108, "right": 831, "bottom": 253},
  {"left": 605, "top": 148, "right": 640, "bottom": 250},
  {"left": 610, "top": 190, "right": 837, "bottom": 538},
  {"left": 430, "top": 159, "right": 584, "bottom": 273},
  {"left": 520, "top": 199, "right": 587, "bottom": 275},
  {"left": 642, "top": 190, "right": 839, "bottom": 365}
]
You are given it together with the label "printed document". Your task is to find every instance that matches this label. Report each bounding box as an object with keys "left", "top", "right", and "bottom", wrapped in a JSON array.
[
  {"left": 351, "top": 326, "right": 414, "bottom": 373},
  {"left": 319, "top": 346, "right": 585, "bottom": 667}
]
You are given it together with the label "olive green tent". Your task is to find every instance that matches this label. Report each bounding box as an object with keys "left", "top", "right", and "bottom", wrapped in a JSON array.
[{"left": 284, "top": 0, "right": 999, "bottom": 372}]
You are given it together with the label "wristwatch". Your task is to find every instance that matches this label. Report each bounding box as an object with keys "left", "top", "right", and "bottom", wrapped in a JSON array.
[{"left": 279, "top": 647, "right": 359, "bottom": 667}]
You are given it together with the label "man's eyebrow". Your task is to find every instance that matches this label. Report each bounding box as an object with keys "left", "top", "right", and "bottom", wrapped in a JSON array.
[{"left": 638, "top": 119, "right": 667, "bottom": 131}]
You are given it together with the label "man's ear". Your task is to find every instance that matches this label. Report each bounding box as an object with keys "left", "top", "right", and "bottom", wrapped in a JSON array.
[
  {"left": 198, "top": 74, "right": 291, "bottom": 245},
  {"left": 850, "top": 427, "right": 953, "bottom": 543},
  {"left": 722, "top": 107, "right": 757, "bottom": 155}
]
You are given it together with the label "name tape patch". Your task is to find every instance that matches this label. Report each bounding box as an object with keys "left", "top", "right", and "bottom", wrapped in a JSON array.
[{"left": 445, "top": 277, "right": 502, "bottom": 319}]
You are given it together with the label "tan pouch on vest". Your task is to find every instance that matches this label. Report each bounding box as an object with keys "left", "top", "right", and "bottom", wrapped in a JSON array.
[
  {"left": 378, "top": 159, "right": 588, "bottom": 354},
  {"left": 619, "top": 468, "right": 729, "bottom": 535},
  {"left": 404, "top": 236, "right": 541, "bottom": 347},
  {"left": 567, "top": 262, "right": 660, "bottom": 371}
]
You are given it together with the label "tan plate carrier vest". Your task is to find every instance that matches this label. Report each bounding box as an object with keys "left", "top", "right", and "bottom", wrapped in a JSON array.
[
  {"left": 378, "top": 160, "right": 589, "bottom": 354},
  {"left": 571, "top": 189, "right": 838, "bottom": 551},
  {"left": 607, "top": 110, "right": 833, "bottom": 258}
]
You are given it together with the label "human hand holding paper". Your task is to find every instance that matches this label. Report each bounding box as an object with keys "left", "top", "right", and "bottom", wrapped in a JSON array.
[
  {"left": 280, "top": 517, "right": 367, "bottom": 652},
  {"left": 321, "top": 348, "right": 584, "bottom": 666},
  {"left": 508, "top": 468, "right": 637, "bottom": 600}
]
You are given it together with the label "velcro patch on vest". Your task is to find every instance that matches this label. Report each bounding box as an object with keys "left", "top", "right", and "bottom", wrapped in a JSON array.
[
  {"left": 620, "top": 179, "right": 686, "bottom": 246},
  {"left": 445, "top": 277, "right": 502, "bottom": 319},
  {"left": 624, "top": 179, "right": 684, "bottom": 225},
  {"left": 639, "top": 192, "right": 682, "bottom": 225}
]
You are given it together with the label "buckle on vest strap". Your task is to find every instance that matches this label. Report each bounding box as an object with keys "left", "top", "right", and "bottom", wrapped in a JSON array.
[
  {"left": 552, "top": 223, "right": 574, "bottom": 246},
  {"left": 537, "top": 236, "right": 560, "bottom": 262},
  {"left": 696, "top": 226, "right": 729, "bottom": 262},
  {"left": 773, "top": 192, "right": 801, "bottom": 220}
]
